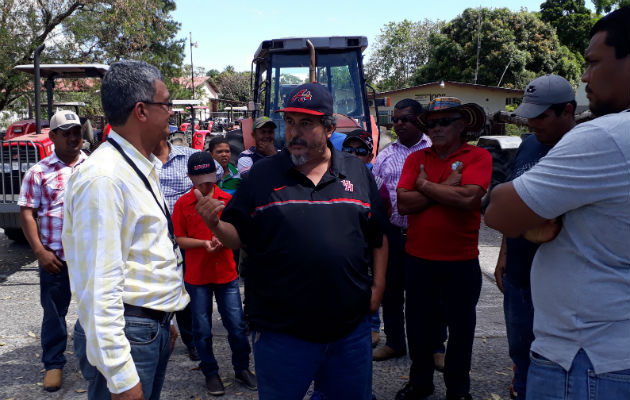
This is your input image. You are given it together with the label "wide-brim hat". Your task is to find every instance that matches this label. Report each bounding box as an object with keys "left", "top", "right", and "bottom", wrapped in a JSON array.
[{"left": 419, "top": 97, "right": 486, "bottom": 133}]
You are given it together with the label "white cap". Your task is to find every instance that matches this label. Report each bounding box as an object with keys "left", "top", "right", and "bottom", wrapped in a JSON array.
[{"left": 50, "top": 110, "right": 81, "bottom": 131}]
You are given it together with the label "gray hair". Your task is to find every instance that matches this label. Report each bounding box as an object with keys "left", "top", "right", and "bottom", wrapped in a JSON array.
[
  {"left": 101, "top": 60, "right": 163, "bottom": 126},
  {"left": 321, "top": 114, "right": 337, "bottom": 130}
]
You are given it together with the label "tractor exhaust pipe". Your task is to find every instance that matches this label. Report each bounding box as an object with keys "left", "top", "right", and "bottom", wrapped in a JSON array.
[
  {"left": 34, "top": 44, "right": 45, "bottom": 135},
  {"left": 306, "top": 39, "right": 316, "bottom": 83}
]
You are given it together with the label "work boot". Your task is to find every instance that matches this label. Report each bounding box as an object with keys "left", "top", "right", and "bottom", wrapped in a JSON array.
[
  {"left": 205, "top": 374, "right": 225, "bottom": 396},
  {"left": 186, "top": 345, "right": 200, "bottom": 361},
  {"left": 43, "top": 369, "right": 63, "bottom": 392},
  {"left": 235, "top": 369, "right": 257, "bottom": 390},
  {"left": 371, "top": 331, "right": 380, "bottom": 348},
  {"left": 395, "top": 383, "right": 433, "bottom": 400},
  {"left": 373, "top": 345, "right": 406, "bottom": 361}
]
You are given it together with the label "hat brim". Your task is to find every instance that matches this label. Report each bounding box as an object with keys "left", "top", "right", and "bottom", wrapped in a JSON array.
[
  {"left": 53, "top": 122, "right": 81, "bottom": 131},
  {"left": 512, "top": 102, "right": 549, "bottom": 119},
  {"left": 275, "top": 107, "right": 325, "bottom": 116},
  {"left": 420, "top": 103, "right": 486, "bottom": 132},
  {"left": 190, "top": 173, "right": 217, "bottom": 185},
  {"left": 254, "top": 120, "right": 277, "bottom": 129}
]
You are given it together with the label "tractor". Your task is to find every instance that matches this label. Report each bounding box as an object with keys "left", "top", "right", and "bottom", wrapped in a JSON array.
[
  {"left": 228, "top": 36, "right": 381, "bottom": 165},
  {"left": 0, "top": 62, "right": 108, "bottom": 241}
]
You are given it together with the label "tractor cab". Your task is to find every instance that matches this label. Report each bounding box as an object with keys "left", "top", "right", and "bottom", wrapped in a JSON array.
[{"left": 245, "top": 36, "right": 379, "bottom": 153}]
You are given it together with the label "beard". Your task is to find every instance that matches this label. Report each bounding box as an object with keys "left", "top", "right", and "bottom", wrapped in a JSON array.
[{"left": 290, "top": 153, "right": 309, "bottom": 166}]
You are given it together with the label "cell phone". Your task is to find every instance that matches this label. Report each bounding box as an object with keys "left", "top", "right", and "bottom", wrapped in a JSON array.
[{"left": 451, "top": 161, "right": 463, "bottom": 170}]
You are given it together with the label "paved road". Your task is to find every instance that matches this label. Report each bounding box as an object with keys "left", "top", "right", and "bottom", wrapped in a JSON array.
[{"left": 0, "top": 225, "right": 511, "bottom": 400}]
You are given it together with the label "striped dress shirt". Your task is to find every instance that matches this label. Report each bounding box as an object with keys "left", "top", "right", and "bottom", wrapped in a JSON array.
[
  {"left": 62, "top": 131, "right": 189, "bottom": 394},
  {"left": 372, "top": 135, "right": 431, "bottom": 228}
]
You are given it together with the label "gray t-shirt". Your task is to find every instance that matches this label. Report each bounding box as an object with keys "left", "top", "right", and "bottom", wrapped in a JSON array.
[{"left": 513, "top": 110, "right": 630, "bottom": 374}]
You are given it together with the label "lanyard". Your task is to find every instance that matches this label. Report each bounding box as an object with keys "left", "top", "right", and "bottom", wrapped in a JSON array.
[{"left": 107, "top": 138, "right": 175, "bottom": 242}]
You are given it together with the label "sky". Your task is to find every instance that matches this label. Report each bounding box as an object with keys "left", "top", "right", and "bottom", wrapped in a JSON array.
[{"left": 171, "top": 0, "right": 595, "bottom": 74}]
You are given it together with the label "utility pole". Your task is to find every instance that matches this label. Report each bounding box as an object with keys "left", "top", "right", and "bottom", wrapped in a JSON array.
[
  {"left": 189, "top": 32, "right": 198, "bottom": 98},
  {"left": 474, "top": 8, "right": 482, "bottom": 84}
]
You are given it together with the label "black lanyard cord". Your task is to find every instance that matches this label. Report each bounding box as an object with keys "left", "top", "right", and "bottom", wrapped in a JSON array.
[{"left": 107, "top": 138, "right": 175, "bottom": 240}]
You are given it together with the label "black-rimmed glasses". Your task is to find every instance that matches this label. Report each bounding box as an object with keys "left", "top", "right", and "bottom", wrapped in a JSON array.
[{"left": 141, "top": 101, "right": 174, "bottom": 111}]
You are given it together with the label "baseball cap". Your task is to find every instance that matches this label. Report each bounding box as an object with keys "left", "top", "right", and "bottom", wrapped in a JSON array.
[
  {"left": 50, "top": 110, "right": 81, "bottom": 131},
  {"left": 342, "top": 129, "right": 373, "bottom": 152},
  {"left": 513, "top": 75, "right": 575, "bottom": 118},
  {"left": 276, "top": 83, "right": 333, "bottom": 116},
  {"left": 187, "top": 151, "right": 217, "bottom": 185},
  {"left": 254, "top": 116, "right": 277, "bottom": 129}
]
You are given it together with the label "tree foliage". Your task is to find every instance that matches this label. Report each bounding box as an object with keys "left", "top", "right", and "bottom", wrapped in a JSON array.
[
  {"left": 413, "top": 8, "right": 583, "bottom": 88},
  {"left": 540, "top": 0, "right": 598, "bottom": 57},
  {"left": 365, "top": 19, "right": 444, "bottom": 91},
  {"left": 590, "top": 0, "right": 629, "bottom": 13},
  {"left": 210, "top": 66, "right": 251, "bottom": 104},
  {"left": 0, "top": 0, "right": 185, "bottom": 113}
]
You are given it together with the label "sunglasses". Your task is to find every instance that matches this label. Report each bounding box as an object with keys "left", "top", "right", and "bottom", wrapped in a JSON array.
[
  {"left": 425, "top": 117, "right": 462, "bottom": 129},
  {"left": 342, "top": 146, "right": 370, "bottom": 156},
  {"left": 391, "top": 116, "right": 417, "bottom": 124}
]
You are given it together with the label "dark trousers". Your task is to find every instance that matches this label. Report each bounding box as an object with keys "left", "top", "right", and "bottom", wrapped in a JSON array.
[
  {"left": 39, "top": 262, "right": 71, "bottom": 370},
  {"left": 381, "top": 223, "right": 407, "bottom": 351},
  {"left": 405, "top": 255, "right": 481, "bottom": 397},
  {"left": 175, "top": 249, "right": 194, "bottom": 348}
]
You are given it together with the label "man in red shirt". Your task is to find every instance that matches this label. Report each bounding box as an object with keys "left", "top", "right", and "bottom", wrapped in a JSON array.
[
  {"left": 172, "top": 152, "right": 255, "bottom": 396},
  {"left": 395, "top": 97, "right": 492, "bottom": 400}
]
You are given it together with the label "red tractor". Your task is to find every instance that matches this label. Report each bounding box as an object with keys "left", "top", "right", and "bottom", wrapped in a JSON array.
[{"left": 0, "top": 63, "right": 108, "bottom": 241}]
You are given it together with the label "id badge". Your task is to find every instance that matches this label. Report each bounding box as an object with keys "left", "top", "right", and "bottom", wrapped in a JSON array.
[{"left": 174, "top": 245, "right": 184, "bottom": 269}]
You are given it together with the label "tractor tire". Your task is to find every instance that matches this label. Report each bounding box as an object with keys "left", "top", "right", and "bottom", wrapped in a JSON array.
[
  {"left": 480, "top": 146, "right": 513, "bottom": 213},
  {"left": 169, "top": 132, "right": 187, "bottom": 147},
  {"left": 3, "top": 228, "right": 27, "bottom": 243},
  {"left": 226, "top": 129, "right": 244, "bottom": 166}
]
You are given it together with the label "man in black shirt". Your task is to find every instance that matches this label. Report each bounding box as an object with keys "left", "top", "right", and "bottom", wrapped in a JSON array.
[{"left": 194, "top": 83, "right": 388, "bottom": 400}]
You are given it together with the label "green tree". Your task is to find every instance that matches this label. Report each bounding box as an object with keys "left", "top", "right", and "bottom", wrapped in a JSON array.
[
  {"left": 0, "top": 0, "right": 185, "bottom": 113},
  {"left": 590, "top": 0, "right": 629, "bottom": 13},
  {"left": 365, "top": 19, "right": 444, "bottom": 91},
  {"left": 211, "top": 66, "right": 251, "bottom": 103},
  {"left": 540, "top": 0, "right": 598, "bottom": 57},
  {"left": 413, "top": 8, "right": 583, "bottom": 88}
]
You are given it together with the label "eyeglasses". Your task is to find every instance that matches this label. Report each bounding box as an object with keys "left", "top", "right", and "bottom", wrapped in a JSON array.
[
  {"left": 342, "top": 146, "right": 370, "bottom": 156},
  {"left": 425, "top": 117, "right": 462, "bottom": 129},
  {"left": 141, "top": 101, "right": 174, "bottom": 111},
  {"left": 392, "top": 116, "right": 417, "bottom": 124}
]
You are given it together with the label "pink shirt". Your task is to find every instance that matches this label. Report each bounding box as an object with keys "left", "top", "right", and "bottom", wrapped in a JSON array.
[{"left": 18, "top": 151, "right": 88, "bottom": 260}]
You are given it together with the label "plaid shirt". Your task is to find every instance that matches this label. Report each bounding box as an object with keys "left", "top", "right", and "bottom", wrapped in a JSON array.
[
  {"left": 17, "top": 151, "right": 88, "bottom": 260},
  {"left": 157, "top": 143, "right": 222, "bottom": 213},
  {"left": 372, "top": 135, "right": 431, "bottom": 228}
]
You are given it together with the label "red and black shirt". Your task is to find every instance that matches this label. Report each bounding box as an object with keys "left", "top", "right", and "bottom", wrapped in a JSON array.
[{"left": 222, "top": 145, "right": 387, "bottom": 343}]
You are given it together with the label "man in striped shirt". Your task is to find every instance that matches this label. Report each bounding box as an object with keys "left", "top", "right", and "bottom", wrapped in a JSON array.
[
  {"left": 372, "top": 99, "right": 431, "bottom": 362},
  {"left": 63, "top": 60, "right": 189, "bottom": 400},
  {"left": 18, "top": 109, "right": 87, "bottom": 392}
]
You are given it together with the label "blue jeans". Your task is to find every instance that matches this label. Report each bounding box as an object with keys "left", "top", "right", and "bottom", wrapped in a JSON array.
[
  {"left": 503, "top": 274, "right": 534, "bottom": 399},
  {"left": 527, "top": 349, "right": 630, "bottom": 400},
  {"left": 39, "top": 263, "right": 71, "bottom": 370},
  {"left": 253, "top": 318, "right": 372, "bottom": 400},
  {"left": 185, "top": 278, "right": 250, "bottom": 377},
  {"left": 369, "top": 310, "right": 381, "bottom": 332},
  {"left": 74, "top": 317, "right": 172, "bottom": 400}
]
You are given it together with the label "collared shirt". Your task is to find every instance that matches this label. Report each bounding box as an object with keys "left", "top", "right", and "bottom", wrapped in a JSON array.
[
  {"left": 398, "top": 143, "right": 492, "bottom": 260},
  {"left": 237, "top": 146, "right": 278, "bottom": 176},
  {"left": 372, "top": 136, "right": 431, "bottom": 228},
  {"left": 513, "top": 110, "right": 630, "bottom": 374},
  {"left": 222, "top": 146, "right": 388, "bottom": 343},
  {"left": 62, "top": 131, "right": 189, "bottom": 394},
  {"left": 18, "top": 151, "right": 88, "bottom": 261},
  {"left": 172, "top": 187, "right": 237, "bottom": 285},
  {"left": 217, "top": 163, "right": 242, "bottom": 195},
  {"left": 157, "top": 143, "right": 223, "bottom": 213}
]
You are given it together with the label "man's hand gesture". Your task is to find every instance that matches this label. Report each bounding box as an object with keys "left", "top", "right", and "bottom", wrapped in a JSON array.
[{"left": 194, "top": 189, "right": 225, "bottom": 229}]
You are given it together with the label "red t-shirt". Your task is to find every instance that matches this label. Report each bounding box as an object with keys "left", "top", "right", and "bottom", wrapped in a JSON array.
[
  {"left": 397, "top": 144, "right": 492, "bottom": 260},
  {"left": 172, "top": 187, "right": 237, "bottom": 285}
]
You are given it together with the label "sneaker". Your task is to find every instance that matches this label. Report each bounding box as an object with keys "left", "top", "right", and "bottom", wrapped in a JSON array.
[
  {"left": 186, "top": 345, "right": 200, "bottom": 361},
  {"left": 373, "top": 345, "right": 406, "bottom": 361},
  {"left": 235, "top": 369, "right": 257, "bottom": 391},
  {"left": 205, "top": 374, "right": 225, "bottom": 396},
  {"left": 43, "top": 369, "right": 63, "bottom": 392},
  {"left": 371, "top": 331, "right": 380, "bottom": 348}
]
